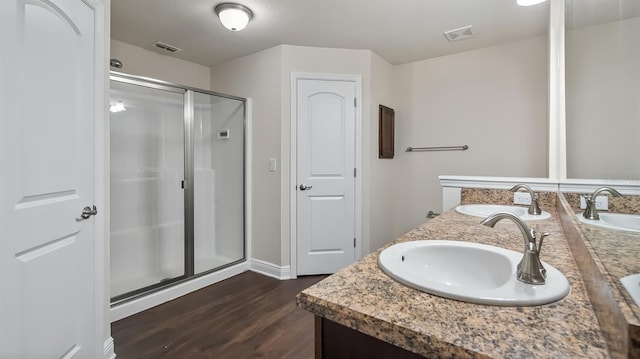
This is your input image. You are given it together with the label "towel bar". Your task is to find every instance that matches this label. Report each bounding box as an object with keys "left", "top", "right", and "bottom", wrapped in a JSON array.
[{"left": 406, "top": 145, "right": 468, "bottom": 152}]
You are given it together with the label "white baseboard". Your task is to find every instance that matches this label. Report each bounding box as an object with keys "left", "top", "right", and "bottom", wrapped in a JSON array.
[
  {"left": 110, "top": 261, "right": 250, "bottom": 322},
  {"left": 104, "top": 337, "right": 115, "bottom": 359},
  {"left": 249, "top": 259, "right": 292, "bottom": 280}
]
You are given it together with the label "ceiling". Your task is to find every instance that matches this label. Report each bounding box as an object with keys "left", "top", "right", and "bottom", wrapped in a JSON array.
[{"left": 110, "top": 0, "right": 639, "bottom": 68}]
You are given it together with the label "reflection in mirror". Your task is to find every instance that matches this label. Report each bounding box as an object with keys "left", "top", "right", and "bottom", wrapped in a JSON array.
[{"left": 565, "top": 0, "right": 640, "bottom": 180}]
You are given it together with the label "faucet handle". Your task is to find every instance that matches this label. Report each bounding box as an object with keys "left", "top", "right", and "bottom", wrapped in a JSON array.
[
  {"left": 582, "top": 195, "right": 598, "bottom": 220},
  {"left": 536, "top": 232, "right": 550, "bottom": 280},
  {"left": 537, "top": 232, "right": 550, "bottom": 257}
]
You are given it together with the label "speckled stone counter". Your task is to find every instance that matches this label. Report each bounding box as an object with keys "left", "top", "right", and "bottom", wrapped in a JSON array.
[
  {"left": 297, "top": 194, "right": 609, "bottom": 358},
  {"left": 558, "top": 193, "right": 640, "bottom": 358}
]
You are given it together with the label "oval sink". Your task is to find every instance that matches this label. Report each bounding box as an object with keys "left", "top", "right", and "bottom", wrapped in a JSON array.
[
  {"left": 456, "top": 204, "right": 551, "bottom": 221},
  {"left": 378, "top": 240, "right": 570, "bottom": 306},
  {"left": 577, "top": 213, "right": 640, "bottom": 233},
  {"left": 620, "top": 273, "right": 640, "bottom": 306}
]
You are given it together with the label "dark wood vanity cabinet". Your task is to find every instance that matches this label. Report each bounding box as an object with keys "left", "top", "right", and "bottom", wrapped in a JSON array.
[{"left": 315, "top": 316, "right": 425, "bottom": 359}]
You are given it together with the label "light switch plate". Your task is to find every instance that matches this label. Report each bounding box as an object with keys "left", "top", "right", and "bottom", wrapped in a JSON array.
[{"left": 269, "top": 158, "right": 277, "bottom": 172}]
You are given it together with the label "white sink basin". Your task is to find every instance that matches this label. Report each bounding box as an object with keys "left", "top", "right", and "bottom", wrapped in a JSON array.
[
  {"left": 378, "top": 240, "right": 570, "bottom": 306},
  {"left": 456, "top": 204, "right": 551, "bottom": 221},
  {"left": 620, "top": 273, "right": 640, "bottom": 306},
  {"left": 577, "top": 213, "right": 640, "bottom": 233}
]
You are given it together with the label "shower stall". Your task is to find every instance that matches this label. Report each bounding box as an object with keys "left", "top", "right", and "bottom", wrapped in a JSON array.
[{"left": 109, "top": 73, "right": 245, "bottom": 305}]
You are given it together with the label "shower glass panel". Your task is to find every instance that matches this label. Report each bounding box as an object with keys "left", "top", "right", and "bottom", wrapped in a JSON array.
[
  {"left": 110, "top": 80, "right": 186, "bottom": 299},
  {"left": 193, "top": 92, "right": 245, "bottom": 274}
]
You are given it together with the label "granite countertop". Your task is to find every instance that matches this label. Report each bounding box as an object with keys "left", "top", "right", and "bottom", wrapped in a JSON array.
[{"left": 297, "top": 207, "right": 609, "bottom": 358}]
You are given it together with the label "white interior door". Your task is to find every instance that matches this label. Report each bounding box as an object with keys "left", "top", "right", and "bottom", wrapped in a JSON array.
[
  {"left": 295, "top": 78, "right": 357, "bottom": 275},
  {"left": 0, "top": 0, "right": 100, "bottom": 357}
]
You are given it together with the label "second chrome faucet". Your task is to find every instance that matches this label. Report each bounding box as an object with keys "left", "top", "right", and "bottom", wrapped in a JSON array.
[
  {"left": 510, "top": 184, "right": 541, "bottom": 215},
  {"left": 481, "top": 212, "right": 549, "bottom": 285},
  {"left": 582, "top": 186, "right": 623, "bottom": 220}
]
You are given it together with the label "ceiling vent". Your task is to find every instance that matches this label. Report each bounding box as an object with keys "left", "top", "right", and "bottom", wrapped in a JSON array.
[
  {"left": 154, "top": 41, "right": 182, "bottom": 53},
  {"left": 443, "top": 26, "right": 476, "bottom": 42}
]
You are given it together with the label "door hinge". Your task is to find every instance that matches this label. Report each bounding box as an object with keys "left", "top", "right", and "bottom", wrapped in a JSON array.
[
  {"left": 354, "top": 237, "right": 356, "bottom": 248},
  {"left": 354, "top": 168, "right": 356, "bottom": 177},
  {"left": 354, "top": 98, "right": 357, "bottom": 107},
  {"left": 181, "top": 180, "right": 185, "bottom": 189}
]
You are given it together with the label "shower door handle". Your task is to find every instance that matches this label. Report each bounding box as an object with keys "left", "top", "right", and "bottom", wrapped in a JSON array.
[
  {"left": 299, "top": 184, "right": 313, "bottom": 191},
  {"left": 80, "top": 205, "right": 98, "bottom": 220}
]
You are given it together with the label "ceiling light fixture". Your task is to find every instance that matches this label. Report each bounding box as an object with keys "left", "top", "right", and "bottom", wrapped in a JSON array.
[
  {"left": 214, "top": 3, "right": 253, "bottom": 32},
  {"left": 517, "top": 0, "right": 548, "bottom": 6}
]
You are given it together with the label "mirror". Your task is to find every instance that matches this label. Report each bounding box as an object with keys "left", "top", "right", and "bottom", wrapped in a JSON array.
[
  {"left": 565, "top": 0, "right": 640, "bottom": 180},
  {"left": 563, "top": 1, "right": 640, "bottom": 341}
]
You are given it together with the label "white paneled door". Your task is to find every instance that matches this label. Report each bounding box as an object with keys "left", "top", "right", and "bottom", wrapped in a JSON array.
[
  {"left": 0, "top": 0, "right": 103, "bottom": 357},
  {"left": 295, "top": 78, "right": 357, "bottom": 275}
]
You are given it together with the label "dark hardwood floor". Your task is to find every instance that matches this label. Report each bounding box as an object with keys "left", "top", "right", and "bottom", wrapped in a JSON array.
[{"left": 111, "top": 271, "right": 326, "bottom": 359}]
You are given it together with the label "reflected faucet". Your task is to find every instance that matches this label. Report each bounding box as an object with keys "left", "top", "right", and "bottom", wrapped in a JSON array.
[
  {"left": 582, "top": 187, "right": 623, "bottom": 220},
  {"left": 510, "top": 184, "right": 541, "bottom": 215},
  {"left": 481, "top": 212, "right": 550, "bottom": 285}
]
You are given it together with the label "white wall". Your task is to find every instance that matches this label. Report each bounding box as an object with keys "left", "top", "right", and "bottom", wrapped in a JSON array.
[
  {"left": 391, "top": 36, "right": 548, "bottom": 236},
  {"left": 110, "top": 39, "right": 211, "bottom": 90},
  {"left": 566, "top": 17, "right": 640, "bottom": 180},
  {"left": 368, "top": 53, "right": 399, "bottom": 251}
]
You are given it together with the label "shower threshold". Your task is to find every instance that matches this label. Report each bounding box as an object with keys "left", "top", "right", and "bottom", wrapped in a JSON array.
[{"left": 110, "top": 259, "right": 249, "bottom": 322}]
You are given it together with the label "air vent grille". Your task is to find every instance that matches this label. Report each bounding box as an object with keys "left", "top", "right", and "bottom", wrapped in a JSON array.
[
  {"left": 443, "top": 26, "right": 476, "bottom": 42},
  {"left": 154, "top": 41, "right": 182, "bottom": 53}
]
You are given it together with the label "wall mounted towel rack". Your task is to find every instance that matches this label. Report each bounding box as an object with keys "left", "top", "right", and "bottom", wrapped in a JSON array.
[{"left": 405, "top": 145, "right": 469, "bottom": 152}]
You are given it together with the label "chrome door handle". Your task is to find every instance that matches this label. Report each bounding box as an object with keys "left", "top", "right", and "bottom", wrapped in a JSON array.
[
  {"left": 299, "top": 184, "right": 313, "bottom": 191},
  {"left": 80, "top": 205, "right": 98, "bottom": 219}
]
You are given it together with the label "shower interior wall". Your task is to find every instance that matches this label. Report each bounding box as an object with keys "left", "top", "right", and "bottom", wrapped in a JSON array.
[{"left": 109, "top": 79, "right": 245, "bottom": 300}]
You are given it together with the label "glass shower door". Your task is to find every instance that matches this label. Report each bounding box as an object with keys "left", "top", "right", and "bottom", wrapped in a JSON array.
[
  {"left": 110, "top": 79, "right": 186, "bottom": 300},
  {"left": 193, "top": 91, "right": 245, "bottom": 274}
]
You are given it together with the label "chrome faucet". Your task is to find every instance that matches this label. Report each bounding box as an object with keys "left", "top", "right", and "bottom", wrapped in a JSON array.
[
  {"left": 582, "top": 187, "right": 622, "bottom": 220},
  {"left": 510, "top": 184, "right": 541, "bottom": 215},
  {"left": 481, "top": 212, "right": 550, "bottom": 285}
]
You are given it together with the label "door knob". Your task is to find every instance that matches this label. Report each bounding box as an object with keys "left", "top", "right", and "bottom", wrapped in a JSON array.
[
  {"left": 299, "top": 184, "right": 313, "bottom": 191},
  {"left": 80, "top": 205, "right": 98, "bottom": 219}
]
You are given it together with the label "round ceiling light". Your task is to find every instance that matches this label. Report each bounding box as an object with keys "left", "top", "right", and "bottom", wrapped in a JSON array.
[{"left": 215, "top": 3, "right": 253, "bottom": 32}]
